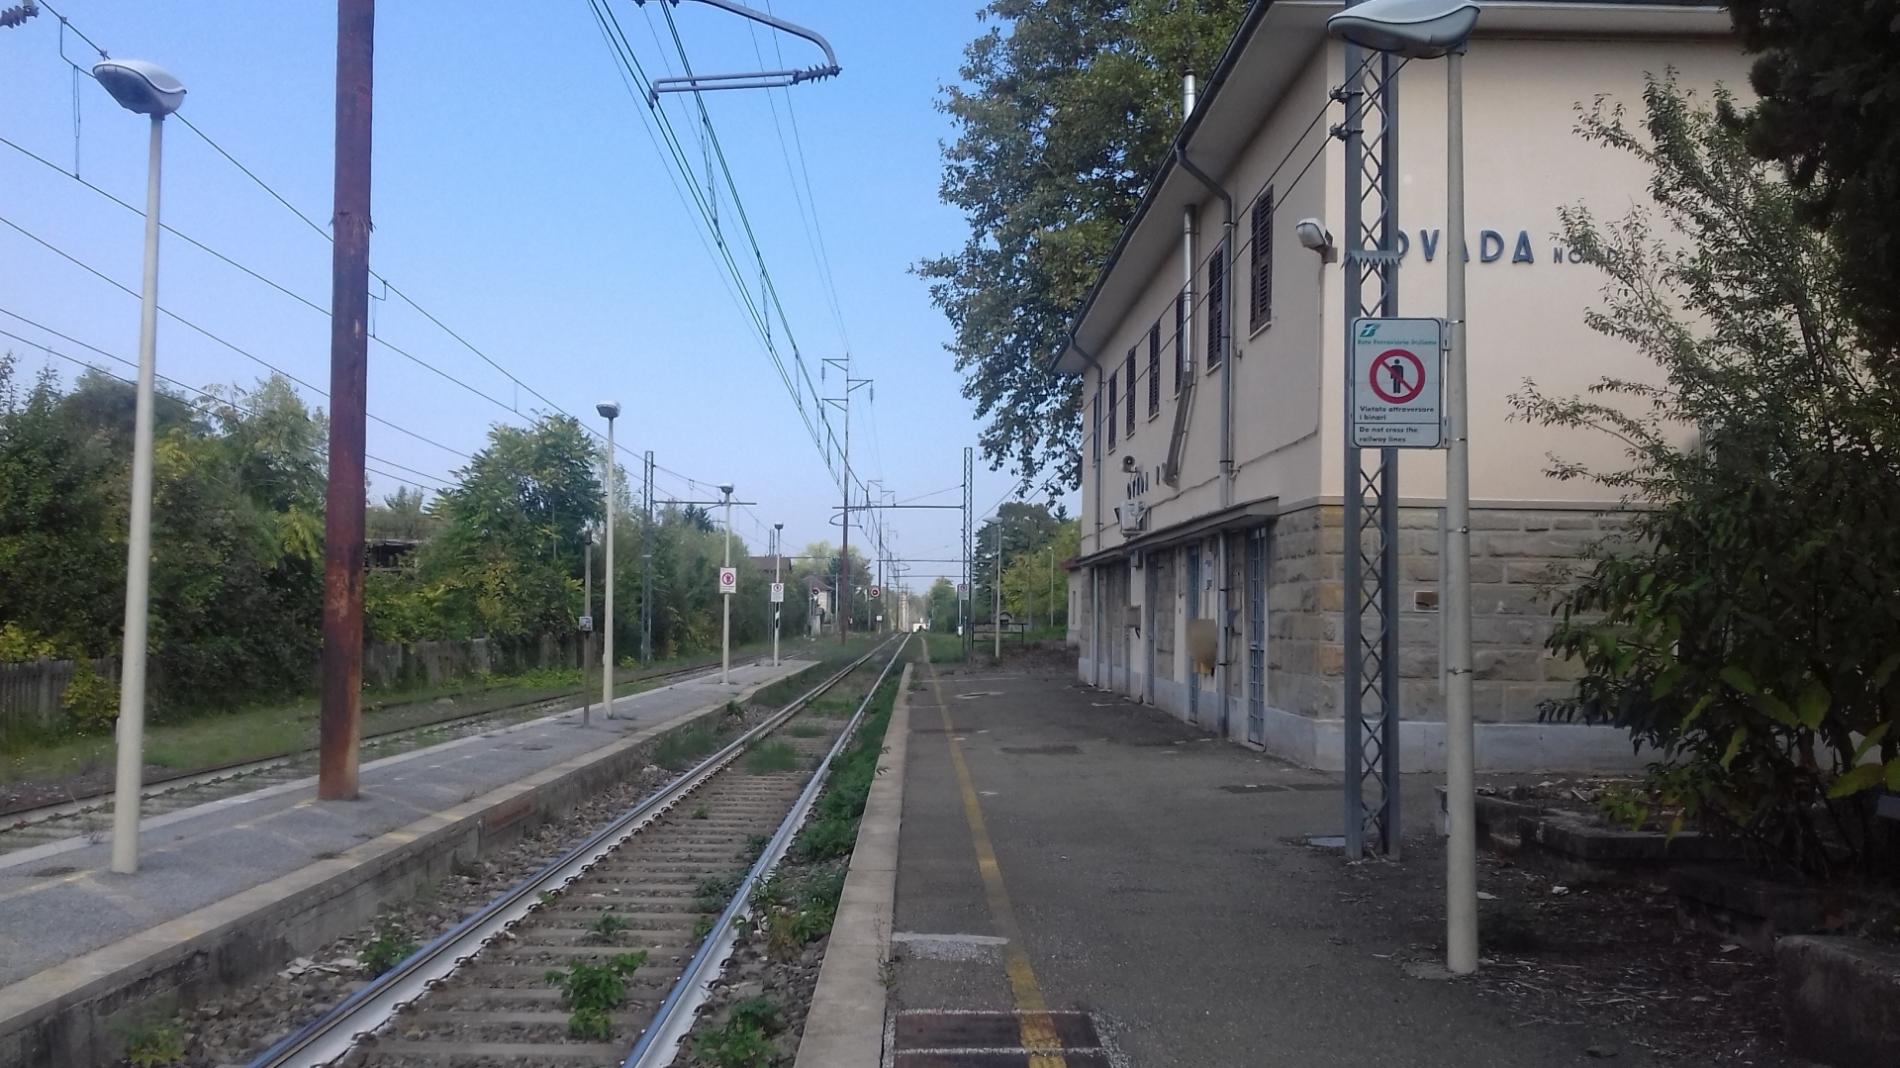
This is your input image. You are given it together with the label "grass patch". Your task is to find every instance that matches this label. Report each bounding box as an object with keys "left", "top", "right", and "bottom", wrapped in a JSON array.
[
  {"left": 0, "top": 638, "right": 811, "bottom": 787},
  {"left": 653, "top": 724, "right": 723, "bottom": 771},
  {"left": 744, "top": 741, "right": 800, "bottom": 774},
  {"left": 794, "top": 676, "right": 898, "bottom": 863}
]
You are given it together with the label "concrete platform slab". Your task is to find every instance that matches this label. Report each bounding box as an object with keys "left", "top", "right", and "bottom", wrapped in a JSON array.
[{"left": 0, "top": 660, "right": 810, "bottom": 1066}]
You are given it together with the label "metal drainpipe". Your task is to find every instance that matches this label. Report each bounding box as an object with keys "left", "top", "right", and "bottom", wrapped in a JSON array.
[
  {"left": 1177, "top": 147, "right": 1235, "bottom": 737},
  {"left": 1072, "top": 338, "right": 1104, "bottom": 687}
]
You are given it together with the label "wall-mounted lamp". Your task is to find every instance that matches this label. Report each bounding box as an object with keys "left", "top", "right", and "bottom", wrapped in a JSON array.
[{"left": 1295, "top": 218, "right": 1336, "bottom": 263}]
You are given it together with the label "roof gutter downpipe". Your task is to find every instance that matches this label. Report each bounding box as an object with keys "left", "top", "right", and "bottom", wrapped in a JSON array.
[
  {"left": 1072, "top": 337, "right": 1104, "bottom": 689},
  {"left": 1175, "top": 148, "right": 1234, "bottom": 510},
  {"left": 1175, "top": 146, "right": 1234, "bottom": 739},
  {"left": 1162, "top": 72, "right": 1199, "bottom": 489}
]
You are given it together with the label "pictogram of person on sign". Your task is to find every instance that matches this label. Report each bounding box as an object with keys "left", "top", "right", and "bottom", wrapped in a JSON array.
[{"left": 1383, "top": 355, "right": 1409, "bottom": 395}]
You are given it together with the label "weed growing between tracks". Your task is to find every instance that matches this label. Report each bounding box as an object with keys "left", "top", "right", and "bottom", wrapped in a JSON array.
[
  {"left": 745, "top": 741, "right": 800, "bottom": 774},
  {"left": 359, "top": 917, "right": 417, "bottom": 976},
  {"left": 544, "top": 951, "right": 649, "bottom": 1040},
  {"left": 693, "top": 996, "right": 788, "bottom": 1067},
  {"left": 676, "top": 671, "right": 902, "bottom": 1066}
]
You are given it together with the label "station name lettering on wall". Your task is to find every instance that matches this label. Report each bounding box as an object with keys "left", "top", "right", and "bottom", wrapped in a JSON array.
[{"left": 1386, "top": 228, "right": 1586, "bottom": 265}]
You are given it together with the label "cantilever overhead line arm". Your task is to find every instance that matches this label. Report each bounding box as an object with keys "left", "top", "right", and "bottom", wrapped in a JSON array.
[{"left": 633, "top": 0, "right": 841, "bottom": 104}]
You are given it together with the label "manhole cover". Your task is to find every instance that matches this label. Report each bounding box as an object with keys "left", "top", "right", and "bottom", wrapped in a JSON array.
[{"left": 999, "top": 744, "right": 1080, "bottom": 756}]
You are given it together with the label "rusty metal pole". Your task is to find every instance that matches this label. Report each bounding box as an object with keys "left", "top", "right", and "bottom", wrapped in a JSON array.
[{"left": 318, "top": 0, "right": 374, "bottom": 801}]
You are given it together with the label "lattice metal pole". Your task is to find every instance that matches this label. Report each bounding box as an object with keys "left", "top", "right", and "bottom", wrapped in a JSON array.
[{"left": 1339, "top": 31, "right": 1403, "bottom": 860}]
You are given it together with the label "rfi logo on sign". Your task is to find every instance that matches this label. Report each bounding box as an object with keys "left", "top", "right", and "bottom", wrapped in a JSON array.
[{"left": 1348, "top": 317, "right": 1444, "bottom": 449}]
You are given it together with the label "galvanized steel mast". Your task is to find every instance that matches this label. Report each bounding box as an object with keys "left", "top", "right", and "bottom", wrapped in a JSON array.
[{"left": 1338, "top": 6, "right": 1403, "bottom": 858}]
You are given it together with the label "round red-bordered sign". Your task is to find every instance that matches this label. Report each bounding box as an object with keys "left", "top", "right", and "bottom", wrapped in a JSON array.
[{"left": 1367, "top": 348, "right": 1426, "bottom": 404}]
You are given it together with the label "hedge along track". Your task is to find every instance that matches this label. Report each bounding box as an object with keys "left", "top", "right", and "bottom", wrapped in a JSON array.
[
  {"left": 247, "top": 633, "right": 909, "bottom": 1068},
  {"left": 0, "top": 655, "right": 767, "bottom": 859}
]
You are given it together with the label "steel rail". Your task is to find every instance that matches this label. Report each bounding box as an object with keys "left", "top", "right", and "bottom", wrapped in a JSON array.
[
  {"left": 245, "top": 637, "right": 898, "bottom": 1068},
  {"left": 625, "top": 630, "right": 911, "bottom": 1067}
]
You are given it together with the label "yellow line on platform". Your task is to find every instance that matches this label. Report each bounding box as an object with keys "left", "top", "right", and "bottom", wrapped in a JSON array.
[{"left": 921, "top": 645, "right": 1066, "bottom": 1068}]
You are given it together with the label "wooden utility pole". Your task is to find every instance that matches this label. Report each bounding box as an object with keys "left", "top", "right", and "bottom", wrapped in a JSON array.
[{"left": 319, "top": 0, "right": 374, "bottom": 801}]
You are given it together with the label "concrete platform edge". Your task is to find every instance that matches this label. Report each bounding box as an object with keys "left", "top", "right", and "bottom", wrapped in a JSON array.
[
  {"left": 794, "top": 662, "right": 911, "bottom": 1068},
  {"left": 0, "top": 670, "right": 801, "bottom": 1068}
]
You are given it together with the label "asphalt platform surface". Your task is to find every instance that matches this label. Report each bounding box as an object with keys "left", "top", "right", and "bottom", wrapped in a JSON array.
[{"left": 892, "top": 651, "right": 1623, "bottom": 1067}]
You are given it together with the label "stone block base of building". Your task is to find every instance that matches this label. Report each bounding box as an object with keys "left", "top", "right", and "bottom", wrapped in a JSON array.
[{"left": 1073, "top": 500, "right": 1643, "bottom": 774}]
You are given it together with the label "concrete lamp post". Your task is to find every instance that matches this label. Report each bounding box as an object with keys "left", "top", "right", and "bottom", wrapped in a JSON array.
[
  {"left": 597, "top": 403, "right": 620, "bottom": 720},
  {"left": 719, "top": 484, "right": 735, "bottom": 685},
  {"left": 773, "top": 522, "right": 784, "bottom": 667},
  {"left": 93, "top": 58, "right": 186, "bottom": 877},
  {"left": 1327, "top": 0, "right": 1483, "bottom": 976}
]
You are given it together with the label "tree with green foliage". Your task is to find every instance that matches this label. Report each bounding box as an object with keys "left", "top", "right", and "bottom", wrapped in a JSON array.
[
  {"left": 1002, "top": 520, "right": 1078, "bottom": 628},
  {"left": 1515, "top": 76, "right": 1900, "bottom": 878},
  {"left": 1724, "top": 0, "right": 1900, "bottom": 359},
  {"left": 374, "top": 414, "right": 600, "bottom": 643},
  {"left": 919, "top": 0, "right": 1246, "bottom": 494},
  {"left": 0, "top": 362, "right": 326, "bottom": 712},
  {"left": 924, "top": 577, "right": 960, "bottom": 633}
]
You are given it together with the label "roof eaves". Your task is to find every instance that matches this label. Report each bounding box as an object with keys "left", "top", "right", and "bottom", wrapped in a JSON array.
[{"left": 1048, "top": 0, "right": 1276, "bottom": 375}]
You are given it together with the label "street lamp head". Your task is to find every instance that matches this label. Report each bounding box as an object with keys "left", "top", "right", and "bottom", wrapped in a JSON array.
[
  {"left": 596, "top": 401, "right": 620, "bottom": 420},
  {"left": 719, "top": 483, "right": 734, "bottom": 496},
  {"left": 92, "top": 59, "right": 186, "bottom": 117},
  {"left": 774, "top": 522, "right": 784, "bottom": 531},
  {"left": 1327, "top": 0, "right": 1480, "bottom": 59}
]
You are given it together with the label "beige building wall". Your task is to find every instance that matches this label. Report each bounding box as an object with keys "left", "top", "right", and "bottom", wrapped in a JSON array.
[{"left": 1071, "top": 12, "right": 1748, "bottom": 770}]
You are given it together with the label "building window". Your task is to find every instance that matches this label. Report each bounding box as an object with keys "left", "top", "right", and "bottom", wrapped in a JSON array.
[
  {"left": 1124, "top": 349, "right": 1136, "bottom": 438},
  {"left": 1207, "top": 238, "right": 1227, "bottom": 369},
  {"left": 1251, "top": 188, "right": 1274, "bottom": 331},
  {"left": 1147, "top": 323, "right": 1160, "bottom": 417},
  {"left": 1107, "top": 370, "right": 1118, "bottom": 450},
  {"left": 1173, "top": 293, "right": 1185, "bottom": 393},
  {"left": 1090, "top": 390, "right": 1101, "bottom": 465}
]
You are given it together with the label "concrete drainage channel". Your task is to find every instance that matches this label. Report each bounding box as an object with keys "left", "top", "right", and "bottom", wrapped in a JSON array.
[
  {"left": 244, "top": 635, "right": 909, "bottom": 1068},
  {"left": 0, "top": 657, "right": 764, "bottom": 860}
]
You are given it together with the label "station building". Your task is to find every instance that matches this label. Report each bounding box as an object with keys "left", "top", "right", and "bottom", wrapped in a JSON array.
[{"left": 1052, "top": 0, "right": 1743, "bottom": 771}]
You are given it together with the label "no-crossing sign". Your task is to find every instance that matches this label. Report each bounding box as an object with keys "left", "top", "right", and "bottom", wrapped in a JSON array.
[
  {"left": 957, "top": 582, "right": 968, "bottom": 599},
  {"left": 869, "top": 586, "right": 882, "bottom": 600},
  {"left": 1349, "top": 317, "right": 1444, "bottom": 448},
  {"left": 769, "top": 582, "right": 785, "bottom": 603},
  {"left": 718, "top": 566, "right": 738, "bottom": 595}
]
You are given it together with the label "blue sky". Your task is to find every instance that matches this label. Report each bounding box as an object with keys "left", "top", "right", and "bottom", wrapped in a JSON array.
[{"left": 0, "top": 0, "right": 1061, "bottom": 594}]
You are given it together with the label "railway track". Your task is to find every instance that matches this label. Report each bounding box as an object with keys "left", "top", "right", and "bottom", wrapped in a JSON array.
[
  {"left": 0, "top": 654, "right": 768, "bottom": 859},
  {"left": 247, "top": 633, "right": 908, "bottom": 1068}
]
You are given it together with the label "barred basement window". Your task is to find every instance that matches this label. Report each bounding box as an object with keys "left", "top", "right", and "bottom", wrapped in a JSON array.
[
  {"left": 1107, "top": 370, "right": 1118, "bottom": 450},
  {"left": 1147, "top": 323, "right": 1160, "bottom": 417},
  {"left": 1207, "top": 239, "right": 1227, "bottom": 369},
  {"left": 1251, "top": 188, "right": 1274, "bottom": 331}
]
